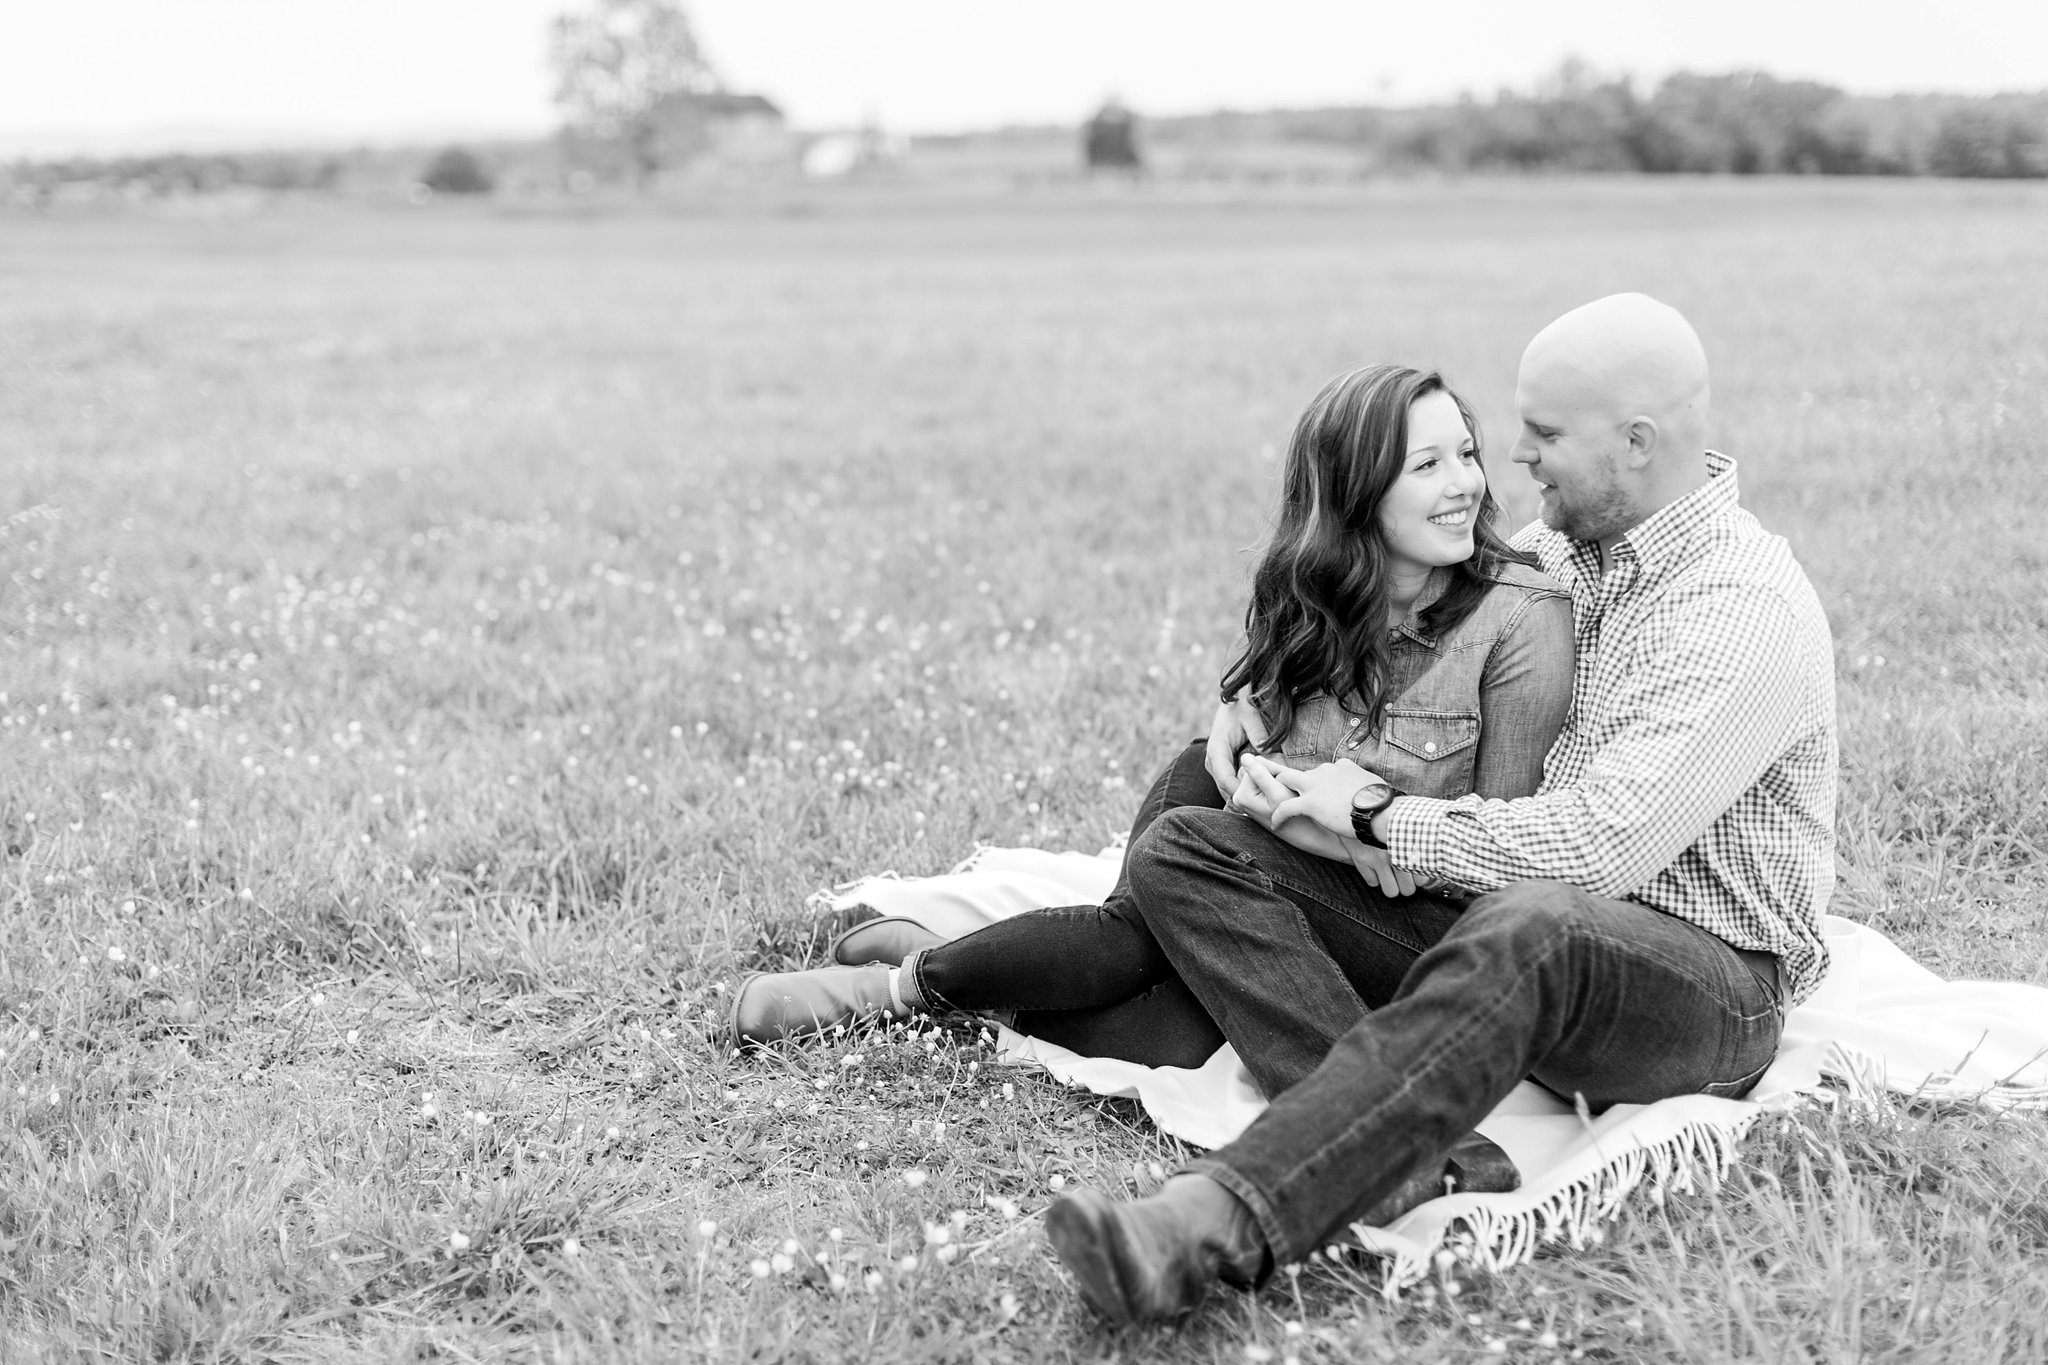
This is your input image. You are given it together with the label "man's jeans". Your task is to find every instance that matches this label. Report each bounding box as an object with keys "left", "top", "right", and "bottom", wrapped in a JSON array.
[{"left": 1123, "top": 806, "right": 1785, "bottom": 1267}]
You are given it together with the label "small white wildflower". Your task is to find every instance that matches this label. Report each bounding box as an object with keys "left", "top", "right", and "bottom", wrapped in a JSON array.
[
  {"left": 924, "top": 1223, "right": 951, "bottom": 1246},
  {"left": 1048, "top": 1174, "right": 1066, "bottom": 1191},
  {"left": 345, "top": 1029, "right": 359, "bottom": 1046},
  {"left": 827, "top": 1227, "right": 843, "bottom": 1243},
  {"left": 770, "top": 1252, "right": 794, "bottom": 1274},
  {"left": 864, "top": 1270, "right": 884, "bottom": 1290},
  {"left": 606, "top": 1125, "right": 621, "bottom": 1140},
  {"left": 935, "top": 1244, "right": 958, "bottom": 1263},
  {"left": 750, "top": 1258, "right": 771, "bottom": 1279},
  {"left": 698, "top": 1219, "right": 718, "bottom": 1238},
  {"left": 563, "top": 1237, "right": 580, "bottom": 1256},
  {"left": 998, "top": 1291, "right": 1020, "bottom": 1322},
  {"left": 901, "top": 1169, "right": 928, "bottom": 1188},
  {"left": 898, "top": 1253, "right": 918, "bottom": 1273},
  {"left": 829, "top": 1272, "right": 847, "bottom": 1291},
  {"left": 472, "top": 1111, "right": 491, "bottom": 1128},
  {"left": 1244, "top": 1347, "right": 1275, "bottom": 1363},
  {"left": 1538, "top": 1331, "right": 1561, "bottom": 1349},
  {"left": 449, "top": 1231, "right": 471, "bottom": 1251}
]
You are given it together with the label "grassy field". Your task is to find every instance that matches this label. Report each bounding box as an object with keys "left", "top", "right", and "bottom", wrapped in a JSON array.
[{"left": 3, "top": 177, "right": 2047, "bottom": 1362}]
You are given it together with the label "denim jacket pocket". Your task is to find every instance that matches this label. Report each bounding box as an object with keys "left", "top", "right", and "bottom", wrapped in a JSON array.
[{"left": 1382, "top": 709, "right": 1481, "bottom": 763}]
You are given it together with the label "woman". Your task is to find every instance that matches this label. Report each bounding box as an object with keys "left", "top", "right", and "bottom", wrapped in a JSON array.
[{"left": 730, "top": 363, "right": 1573, "bottom": 1068}]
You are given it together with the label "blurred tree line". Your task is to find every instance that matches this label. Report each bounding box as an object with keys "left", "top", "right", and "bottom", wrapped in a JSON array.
[
  {"left": 7, "top": 59, "right": 2045, "bottom": 205},
  {"left": 1283, "top": 63, "right": 2048, "bottom": 178}
]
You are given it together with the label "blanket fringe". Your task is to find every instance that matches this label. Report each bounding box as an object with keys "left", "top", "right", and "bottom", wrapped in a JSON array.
[{"left": 1357, "top": 1110, "right": 1764, "bottom": 1299}]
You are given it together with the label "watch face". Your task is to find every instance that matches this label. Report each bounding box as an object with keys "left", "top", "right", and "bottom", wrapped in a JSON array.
[{"left": 1351, "top": 782, "right": 1394, "bottom": 813}]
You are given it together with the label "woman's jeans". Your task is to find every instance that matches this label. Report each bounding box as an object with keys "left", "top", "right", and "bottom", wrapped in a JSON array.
[
  {"left": 1121, "top": 805, "right": 1786, "bottom": 1266},
  {"left": 910, "top": 740, "right": 1229, "bottom": 1068}
]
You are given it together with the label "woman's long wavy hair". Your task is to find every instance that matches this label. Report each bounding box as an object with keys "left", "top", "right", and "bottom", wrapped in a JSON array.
[{"left": 1219, "top": 363, "right": 1532, "bottom": 749}]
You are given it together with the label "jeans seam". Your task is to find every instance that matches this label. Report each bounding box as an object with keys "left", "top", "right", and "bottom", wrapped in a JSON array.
[
  {"left": 1245, "top": 928, "right": 1571, "bottom": 1248},
  {"left": 1262, "top": 864, "right": 1433, "bottom": 958}
]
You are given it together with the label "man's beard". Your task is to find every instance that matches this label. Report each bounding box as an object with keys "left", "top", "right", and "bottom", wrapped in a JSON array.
[{"left": 1542, "top": 478, "right": 1637, "bottom": 544}]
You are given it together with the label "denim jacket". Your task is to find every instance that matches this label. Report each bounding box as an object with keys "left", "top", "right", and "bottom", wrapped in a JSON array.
[{"left": 1271, "top": 563, "right": 1574, "bottom": 802}]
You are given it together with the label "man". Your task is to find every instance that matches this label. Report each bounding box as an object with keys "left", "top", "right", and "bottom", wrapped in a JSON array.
[{"left": 1044, "top": 293, "right": 1838, "bottom": 1323}]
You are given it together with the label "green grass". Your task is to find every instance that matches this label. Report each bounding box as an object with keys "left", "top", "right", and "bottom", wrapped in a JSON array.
[{"left": 3, "top": 177, "right": 2047, "bottom": 1362}]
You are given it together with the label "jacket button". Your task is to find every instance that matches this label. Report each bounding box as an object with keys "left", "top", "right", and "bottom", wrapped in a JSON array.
[{"left": 1423, "top": 742, "right": 1437, "bottom": 753}]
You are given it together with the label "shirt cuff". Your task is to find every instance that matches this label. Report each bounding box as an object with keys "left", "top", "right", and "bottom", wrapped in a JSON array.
[{"left": 1382, "top": 795, "right": 1454, "bottom": 875}]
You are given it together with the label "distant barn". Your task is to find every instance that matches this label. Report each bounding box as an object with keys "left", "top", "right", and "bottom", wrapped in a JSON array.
[{"left": 646, "top": 91, "right": 796, "bottom": 175}]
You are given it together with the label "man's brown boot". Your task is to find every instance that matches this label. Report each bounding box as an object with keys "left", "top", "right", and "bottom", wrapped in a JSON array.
[{"left": 1044, "top": 1175, "right": 1269, "bottom": 1324}]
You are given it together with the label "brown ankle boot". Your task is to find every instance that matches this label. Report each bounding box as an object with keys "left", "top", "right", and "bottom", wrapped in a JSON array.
[{"left": 1045, "top": 1176, "right": 1269, "bottom": 1324}]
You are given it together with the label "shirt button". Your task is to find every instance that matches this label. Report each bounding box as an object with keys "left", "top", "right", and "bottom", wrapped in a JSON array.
[{"left": 1423, "top": 742, "right": 1437, "bottom": 753}]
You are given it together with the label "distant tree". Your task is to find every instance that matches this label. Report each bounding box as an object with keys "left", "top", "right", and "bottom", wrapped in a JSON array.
[
  {"left": 549, "top": 0, "right": 721, "bottom": 186},
  {"left": 421, "top": 146, "right": 495, "bottom": 195},
  {"left": 1083, "top": 98, "right": 1142, "bottom": 171},
  {"left": 1929, "top": 105, "right": 2048, "bottom": 178}
]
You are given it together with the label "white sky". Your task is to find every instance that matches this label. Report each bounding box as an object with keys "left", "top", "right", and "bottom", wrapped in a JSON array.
[{"left": 3, "top": 0, "right": 2045, "bottom": 154}]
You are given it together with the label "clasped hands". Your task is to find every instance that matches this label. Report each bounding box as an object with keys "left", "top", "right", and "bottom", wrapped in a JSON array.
[{"left": 1203, "top": 697, "right": 1420, "bottom": 898}]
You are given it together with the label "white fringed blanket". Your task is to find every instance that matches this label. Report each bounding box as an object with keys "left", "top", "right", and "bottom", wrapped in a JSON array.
[{"left": 817, "top": 844, "right": 2048, "bottom": 1289}]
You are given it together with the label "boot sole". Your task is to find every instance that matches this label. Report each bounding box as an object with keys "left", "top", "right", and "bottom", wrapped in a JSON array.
[{"left": 727, "top": 972, "right": 771, "bottom": 1049}]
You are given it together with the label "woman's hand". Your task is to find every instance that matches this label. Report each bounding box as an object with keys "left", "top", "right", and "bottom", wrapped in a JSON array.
[
  {"left": 1234, "top": 757, "right": 1423, "bottom": 888},
  {"left": 1262, "top": 757, "right": 1381, "bottom": 841},
  {"left": 1346, "top": 842, "right": 1419, "bottom": 897},
  {"left": 1206, "top": 694, "right": 1271, "bottom": 803},
  {"left": 1229, "top": 757, "right": 1350, "bottom": 862}
]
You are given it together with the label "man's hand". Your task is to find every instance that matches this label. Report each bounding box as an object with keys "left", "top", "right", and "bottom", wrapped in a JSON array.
[
  {"left": 1206, "top": 693, "right": 1271, "bottom": 803},
  {"left": 1263, "top": 757, "right": 1383, "bottom": 841}
]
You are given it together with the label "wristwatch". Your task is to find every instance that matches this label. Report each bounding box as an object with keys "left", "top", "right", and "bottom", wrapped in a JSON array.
[{"left": 1349, "top": 782, "right": 1401, "bottom": 848}]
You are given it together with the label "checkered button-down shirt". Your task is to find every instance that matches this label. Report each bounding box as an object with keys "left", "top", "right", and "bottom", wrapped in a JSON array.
[{"left": 1384, "top": 453, "right": 1838, "bottom": 1002}]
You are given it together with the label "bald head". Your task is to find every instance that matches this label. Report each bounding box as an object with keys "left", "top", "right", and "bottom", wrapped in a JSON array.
[
  {"left": 1512, "top": 294, "right": 1714, "bottom": 549},
  {"left": 1521, "top": 293, "right": 1710, "bottom": 461}
]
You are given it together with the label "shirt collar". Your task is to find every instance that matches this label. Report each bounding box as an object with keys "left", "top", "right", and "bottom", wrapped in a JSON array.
[
  {"left": 1618, "top": 451, "right": 1739, "bottom": 575},
  {"left": 1552, "top": 451, "right": 1739, "bottom": 593},
  {"left": 1392, "top": 566, "right": 1453, "bottom": 647}
]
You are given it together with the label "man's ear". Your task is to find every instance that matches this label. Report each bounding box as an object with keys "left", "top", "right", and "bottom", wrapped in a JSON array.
[{"left": 1620, "top": 416, "right": 1660, "bottom": 469}]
